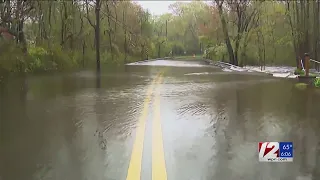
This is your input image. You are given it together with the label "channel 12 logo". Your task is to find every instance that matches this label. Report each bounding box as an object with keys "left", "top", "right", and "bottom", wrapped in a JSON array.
[{"left": 258, "top": 142, "right": 293, "bottom": 162}]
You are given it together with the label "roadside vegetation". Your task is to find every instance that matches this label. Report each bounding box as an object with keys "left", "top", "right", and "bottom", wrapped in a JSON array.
[
  {"left": 314, "top": 78, "right": 320, "bottom": 87},
  {"left": 294, "top": 68, "right": 318, "bottom": 77},
  {"left": 0, "top": 1, "right": 156, "bottom": 74},
  {"left": 1, "top": 1, "right": 320, "bottom": 75}
]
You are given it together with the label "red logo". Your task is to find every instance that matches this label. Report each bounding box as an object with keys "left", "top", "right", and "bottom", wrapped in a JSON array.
[{"left": 259, "top": 142, "right": 279, "bottom": 161}]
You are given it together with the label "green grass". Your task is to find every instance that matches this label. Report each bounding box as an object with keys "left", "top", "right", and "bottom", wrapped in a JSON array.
[
  {"left": 295, "top": 69, "right": 320, "bottom": 88},
  {"left": 294, "top": 68, "right": 318, "bottom": 77},
  {"left": 294, "top": 68, "right": 304, "bottom": 75}
]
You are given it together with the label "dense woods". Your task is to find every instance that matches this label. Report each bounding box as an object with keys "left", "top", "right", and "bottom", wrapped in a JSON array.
[{"left": 0, "top": 0, "right": 320, "bottom": 73}]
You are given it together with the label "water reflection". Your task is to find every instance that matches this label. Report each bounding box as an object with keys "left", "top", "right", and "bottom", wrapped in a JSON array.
[
  {"left": 1, "top": 63, "right": 320, "bottom": 180},
  {"left": 205, "top": 80, "right": 320, "bottom": 180},
  {"left": 96, "top": 72, "right": 101, "bottom": 89}
]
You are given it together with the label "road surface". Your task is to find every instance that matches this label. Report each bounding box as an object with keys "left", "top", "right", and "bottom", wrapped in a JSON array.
[{"left": 1, "top": 59, "right": 320, "bottom": 180}]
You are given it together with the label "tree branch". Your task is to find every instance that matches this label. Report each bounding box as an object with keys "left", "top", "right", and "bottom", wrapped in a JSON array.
[{"left": 85, "top": 0, "right": 95, "bottom": 28}]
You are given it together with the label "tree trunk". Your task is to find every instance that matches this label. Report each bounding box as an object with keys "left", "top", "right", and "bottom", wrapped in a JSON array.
[
  {"left": 123, "top": 8, "right": 127, "bottom": 63},
  {"left": 141, "top": 45, "right": 144, "bottom": 60},
  {"left": 257, "top": 28, "right": 263, "bottom": 70},
  {"left": 300, "top": 0, "right": 305, "bottom": 57},
  {"left": 286, "top": 1, "right": 300, "bottom": 68},
  {"left": 317, "top": 0, "right": 320, "bottom": 70},
  {"left": 234, "top": 37, "right": 240, "bottom": 66},
  {"left": 234, "top": 18, "right": 242, "bottom": 66},
  {"left": 60, "top": 3, "right": 65, "bottom": 46},
  {"left": 37, "top": 1, "right": 42, "bottom": 45},
  {"left": 296, "top": 0, "right": 303, "bottom": 64},
  {"left": 106, "top": 2, "right": 114, "bottom": 61},
  {"left": 217, "top": 3, "right": 235, "bottom": 65},
  {"left": 48, "top": 1, "right": 52, "bottom": 49},
  {"left": 240, "top": 35, "right": 249, "bottom": 66},
  {"left": 158, "top": 43, "right": 161, "bottom": 58},
  {"left": 15, "top": 1, "right": 27, "bottom": 54},
  {"left": 262, "top": 32, "right": 266, "bottom": 70},
  {"left": 114, "top": 3, "right": 117, "bottom": 32},
  {"left": 305, "top": 0, "right": 310, "bottom": 54},
  {"left": 271, "top": 30, "right": 276, "bottom": 64},
  {"left": 313, "top": 0, "right": 318, "bottom": 68},
  {"left": 82, "top": 40, "right": 86, "bottom": 68},
  {"left": 70, "top": 0, "right": 76, "bottom": 50},
  {"left": 140, "top": 13, "right": 144, "bottom": 60},
  {"left": 18, "top": 20, "right": 27, "bottom": 54},
  {"left": 95, "top": 0, "right": 101, "bottom": 72}
]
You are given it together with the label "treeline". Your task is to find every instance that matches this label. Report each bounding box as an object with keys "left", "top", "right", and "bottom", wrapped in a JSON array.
[
  {"left": 1, "top": 0, "right": 319, "bottom": 74},
  {"left": 0, "top": 0, "right": 158, "bottom": 73},
  {"left": 161, "top": 1, "right": 320, "bottom": 68}
]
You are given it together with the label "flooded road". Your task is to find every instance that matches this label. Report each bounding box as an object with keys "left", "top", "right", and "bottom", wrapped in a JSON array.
[{"left": 1, "top": 59, "right": 320, "bottom": 180}]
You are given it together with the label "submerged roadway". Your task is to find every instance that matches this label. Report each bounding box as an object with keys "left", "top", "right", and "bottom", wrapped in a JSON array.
[{"left": 1, "top": 59, "right": 320, "bottom": 180}]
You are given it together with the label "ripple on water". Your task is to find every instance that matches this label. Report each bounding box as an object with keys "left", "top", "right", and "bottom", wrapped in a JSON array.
[
  {"left": 99, "top": 91, "right": 146, "bottom": 139},
  {"left": 177, "top": 102, "right": 209, "bottom": 116},
  {"left": 44, "top": 82, "right": 148, "bottom": 142},
  {"left": 161, "top": 82, "right": 216, "bottom": 98},
  {"left": 114, "top": 101, "right": 144, "bottom": 138}
]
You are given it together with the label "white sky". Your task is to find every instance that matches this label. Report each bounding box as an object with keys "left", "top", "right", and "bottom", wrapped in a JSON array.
[{"left": 135, "top": 1, "right": 192, "bottom": 15}]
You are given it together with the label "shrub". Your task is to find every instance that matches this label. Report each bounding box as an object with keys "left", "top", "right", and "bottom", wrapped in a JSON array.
[
  {"left": 294, "top": 68, "right": 304, "bottom": 76},
  {"left": 47, "top": 46, "right": 77, "bottom": 70},
  {"left": 0, "top": 42, "right": 25, "bottom": 72},
  {"left": 314, "top": 78, "right": 320, "bottom": 88},
  {"left": 27, "top": 46, "right": 53, "bottom": 72}
]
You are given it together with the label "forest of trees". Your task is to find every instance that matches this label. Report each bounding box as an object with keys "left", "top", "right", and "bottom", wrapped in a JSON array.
[{"left": 0, "top": 0, "right": 319, "bottom": 73}]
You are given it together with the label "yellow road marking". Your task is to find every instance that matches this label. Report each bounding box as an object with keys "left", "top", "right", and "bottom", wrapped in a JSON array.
[
  {"left": 126, "top": 73, "right": 162, "bottom": 180},
  {"left": 152, "top": 75, "right": 168, "bottom": 180}
]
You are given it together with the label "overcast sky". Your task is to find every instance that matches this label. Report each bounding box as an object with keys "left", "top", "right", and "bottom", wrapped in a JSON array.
[{"left": 136, "top": 1, "right": 191, "bottom": 15}]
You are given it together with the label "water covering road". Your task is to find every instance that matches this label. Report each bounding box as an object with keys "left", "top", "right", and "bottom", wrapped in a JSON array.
[{"left": 1, "top": 59, "right": 320, "bottom": 180}]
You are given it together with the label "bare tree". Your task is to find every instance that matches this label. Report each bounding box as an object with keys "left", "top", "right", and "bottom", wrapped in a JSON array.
[
  {"left": 214, "top": 0, "right": 261, "bottom": 66},
  {"left": 215, "top": 0, "right": 235, "bottom": 64},
  {"left": 85, "top": 0, "right": 102, "bottom": 72},
  {"left": 105, "top": 1, "right": 113, "bottom": 61}
]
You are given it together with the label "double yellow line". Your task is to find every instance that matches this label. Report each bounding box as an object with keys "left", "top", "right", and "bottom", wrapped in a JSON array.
[{"left": 126, "top": 72, "right": 167, "bottom": 180}]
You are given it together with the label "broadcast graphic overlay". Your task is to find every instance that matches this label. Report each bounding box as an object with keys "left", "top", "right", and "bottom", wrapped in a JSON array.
[{"left": 258, "top": 142, "right": 293, "bottom": 162}]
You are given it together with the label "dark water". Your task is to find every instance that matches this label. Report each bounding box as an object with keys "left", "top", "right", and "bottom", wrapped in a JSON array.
[{"left": 1, "top": 60, "right": 320, "bottom": 180}]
